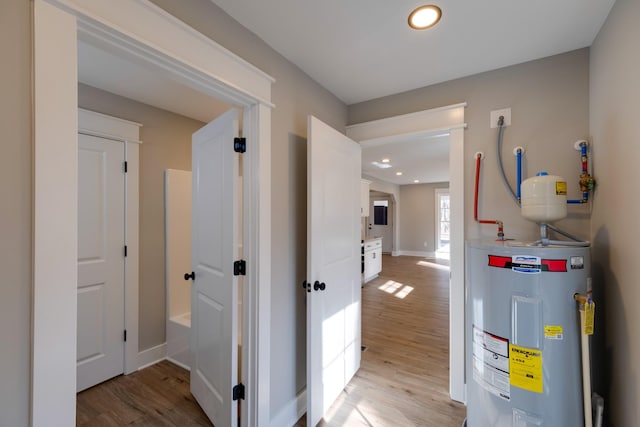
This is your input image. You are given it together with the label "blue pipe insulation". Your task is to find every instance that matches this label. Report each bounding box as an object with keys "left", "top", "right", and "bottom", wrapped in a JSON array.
[
  {"left": 567, "top": 193, "right": 590, "bottom": 204},
  {"left": 516, "top": 149, "right": 522, "bottom": 201}
]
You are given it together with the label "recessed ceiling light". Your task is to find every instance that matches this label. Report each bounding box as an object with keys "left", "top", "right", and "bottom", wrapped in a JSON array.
[
  {"left": 381, "top": 158, "right": 390, "bottom": 163},
  {"left": 371, "top": 161, "right": 392, "bottom": 169},
  {"left": 408, "top": 5, "right": 442, "bottom": 30},
  {"left": 414, "top": 179, "right": 420, "bottom": 183},
  {"left": 396, "top": 172, "right": 403, "bottom": 176}
]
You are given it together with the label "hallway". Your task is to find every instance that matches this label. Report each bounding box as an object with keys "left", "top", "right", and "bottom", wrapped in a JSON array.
[{"left": 298, "top": 254, "right": 466, "bottom": 426}]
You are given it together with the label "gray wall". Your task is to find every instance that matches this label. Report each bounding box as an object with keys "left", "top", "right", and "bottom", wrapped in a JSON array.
[
  {"left": 0, "top": 0, "right": 31, "bottom": 425},
  {"left": 147, "top": 0, "right": 348, "bottom": 421},
  {"left": 399, "top": 183, "right": 449, "bottom": 253},
  {"left": 78, "top": 83, "right": 205, "bottom": 351},
  {"left": 590, "top": 0, "right": 640, "bottom": 424},
  {"left": 350, "top": 49, "right": 591, "bottom": 243}
]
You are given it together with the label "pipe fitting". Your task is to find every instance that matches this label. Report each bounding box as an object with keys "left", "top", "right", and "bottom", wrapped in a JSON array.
[
  {"left": 496, "top": 221, "right": 505, "bottom": 241},
  {"left": 574, "top": 139, "right": 588, "bottom": 151},
  {"left": 580, "top": 173, "right": 596, "bottom": 192},
  {"left": 574, "top": 293, "right": 589, "bottom": 305}
]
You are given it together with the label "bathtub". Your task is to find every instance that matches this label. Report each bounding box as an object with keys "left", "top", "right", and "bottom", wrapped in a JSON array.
[
  {"left": 165, "top": 170, "right": 193, "bottom": 370},
  {"left": 167, "top": 312, "right": 191, "bottom": 369}
]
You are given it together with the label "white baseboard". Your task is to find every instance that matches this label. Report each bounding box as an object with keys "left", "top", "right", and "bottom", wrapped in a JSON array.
[
  {"left": 270, "top": 388, "right": 306, "bottom": 427},
  {"left": 166, "top": 356, "right": 191, "bottom": 371},
  {"left": 396, "top": 250, "right": 436, "bottom": 258},
  {"left": 137, "top": 342, "right": 167, "bottom": 370}
]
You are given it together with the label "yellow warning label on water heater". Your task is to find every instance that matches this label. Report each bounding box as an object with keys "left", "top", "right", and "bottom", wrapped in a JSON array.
[
  {"left": 556, "top": 181, "right": 567, "bottom": 195},
  {"left": 544, "top": 325, "right": 564, "bottom": 340},
  {"left": 585, "top": 301, "right": 595, "bottom": 335},
  {"left": 509, "top": 344, "right": 543, "bottom": 393}
]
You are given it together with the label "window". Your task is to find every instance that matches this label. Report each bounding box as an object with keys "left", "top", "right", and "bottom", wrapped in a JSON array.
[{"left": 435, "top": 188, "right": 450, "bottom": 258}]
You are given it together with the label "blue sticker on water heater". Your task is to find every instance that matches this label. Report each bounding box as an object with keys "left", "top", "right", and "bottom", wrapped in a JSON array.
[{"left": 511, "top": 255, "right": 542, "bottom": 274}]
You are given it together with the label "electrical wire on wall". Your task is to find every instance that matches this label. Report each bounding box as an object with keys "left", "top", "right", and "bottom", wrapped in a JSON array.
[{"left": 496, "top": 115, "right": 520, "bottom": 206}]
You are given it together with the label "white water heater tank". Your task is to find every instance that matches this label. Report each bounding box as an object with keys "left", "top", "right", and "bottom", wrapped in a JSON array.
[{"left": 521, "top": 172, "right": 567, "bottom": 222}]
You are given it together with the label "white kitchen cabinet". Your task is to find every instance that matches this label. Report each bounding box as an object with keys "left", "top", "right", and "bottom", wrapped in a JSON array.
[
  {"left": 361, "top": 179, "right": 371, "bottom": 217},
  {"left": 363, "top": 237, "right": 382, "bottom": 283}
]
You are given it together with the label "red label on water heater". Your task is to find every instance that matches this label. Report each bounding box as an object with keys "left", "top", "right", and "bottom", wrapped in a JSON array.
[
  {"left": 541, "top": 259, "right": 567, "bottom": 272},
  {"left": 488, "top": 255, "right": 511, "bottom": 268}
]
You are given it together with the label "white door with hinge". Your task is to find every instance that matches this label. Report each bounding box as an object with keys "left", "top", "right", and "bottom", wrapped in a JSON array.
[
  {"left": 306, "top": 116, "right": 362, "bottom": 427},
  {"left": 77, "top": 134, "right": 125, "bottom": 392},
  {"left": 190, "top": 109, "right": 240, "bottom": 427}
]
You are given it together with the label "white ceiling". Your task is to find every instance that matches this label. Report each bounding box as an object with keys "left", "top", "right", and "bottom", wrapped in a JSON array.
[
  {"left": 78, "top": 1, "right": 615, "bottom": 187},
  {"left": 210, "top": 0, "right": 615, "bottom": 105},
  {"left": 362, "top": 134, "right": 449, "bottom": 185}
]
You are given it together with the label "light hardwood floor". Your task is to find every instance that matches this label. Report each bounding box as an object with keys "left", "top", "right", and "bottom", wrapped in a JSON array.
[
  {"left": 77, "top": 254, "right": 466, "bottom": 426},
  {"left": 296, "top": 254, "right": 466, "bottom": 427},
  {"left": 76, "top": 360, "right": 213, "bottom": 426}
]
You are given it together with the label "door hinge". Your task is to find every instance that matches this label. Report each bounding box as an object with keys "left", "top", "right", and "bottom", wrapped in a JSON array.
[
  {"left": 124, "top": 245, "right": 128, "bottom": 257},
  {"left": 234, "top": 260, "right": 246, "bottom": 276},
  {"left": 234, "top": 137, "right": 246, "bottom": 153},
  {"left": 124, "top": 161, "right": 128, "bottom": 173},
  {"left": 232, "top": 383, "right": 245, "bottom": 401},
  {"left": 124, "top": 330, "right": 127, "bottom": 342}
]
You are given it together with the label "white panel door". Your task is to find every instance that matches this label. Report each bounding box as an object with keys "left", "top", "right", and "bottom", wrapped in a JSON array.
[
  {"left": 307, "top": 116, "right": 362, "bottom": 427},
  {"left": 77, "top": 134, "right": 125, "bottom": 392},
  {"left": 190, "top": 109, "right": 239, "bottom": 427}
]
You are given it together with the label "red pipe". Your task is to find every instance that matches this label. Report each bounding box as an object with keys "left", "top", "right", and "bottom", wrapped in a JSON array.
[{"left": 474, "top": 153, "right": 506, "bottom": 240}]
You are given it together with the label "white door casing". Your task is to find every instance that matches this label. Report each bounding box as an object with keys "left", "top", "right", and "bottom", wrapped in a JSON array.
[
  {"left": 34, "top": 2, "right": 272, "bottom": 425},
  {"left": 76, "top": 134, "right": 125, "bottom": 392},
  {"left": 346, "top": 105, "right": 467, "bottom": 403},
  {"left": 306, "top": 116, "right": 362, "bottom": 427},
  {"left": 190, "top": 109, "right": 240, "bottom": 427}
]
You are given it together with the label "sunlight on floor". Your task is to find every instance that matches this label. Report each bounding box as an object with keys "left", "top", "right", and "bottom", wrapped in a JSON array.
[
  {"left": 324, "top": 390, "right": 404, "bottom": 426},
  {"left": 436, "top": 243, "right": 450, "bottom": 260},
  {"left": 378, "top": 280, "right": 402, "bottom": 293},
  {"left": 378, "top": 280, "right": 414, "bottom": 299},
  {"left": 324, "top": 388, "right": 415, "bottom": 426},
  {"left": 395, "top": 285, "right": 414, "bottom": 299},
  {"left": 416, "top": 260, "right": 450, "bottom": 271}
]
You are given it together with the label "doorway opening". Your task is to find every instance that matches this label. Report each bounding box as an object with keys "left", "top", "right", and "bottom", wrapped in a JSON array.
[
  {"left": 346, "top": 104, "right": 467, "bottom": 402},
  {"left": 367, "top": 192, "right": 395, "bottom": 254},
  {"left": 33, "top": 2, "right": 273, "bottom": 425},
  {"left": 76, "top": 68, "right": 245, "bottom": 425}
]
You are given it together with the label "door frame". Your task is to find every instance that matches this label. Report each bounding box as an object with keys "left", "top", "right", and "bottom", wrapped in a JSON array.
[
  {"left": 33, "top": 1, "right": 273, "bottom": 425},
  {"left": 369, "top": 193, "right": 395, "bottom": 253},
  {"left": 346, "top": 103, "right": 467, "bottom": 403}
]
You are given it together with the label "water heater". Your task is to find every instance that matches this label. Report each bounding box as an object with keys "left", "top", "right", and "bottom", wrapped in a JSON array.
[{"left": 466, "top": 240, "right": 590, "bottom": 426}]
